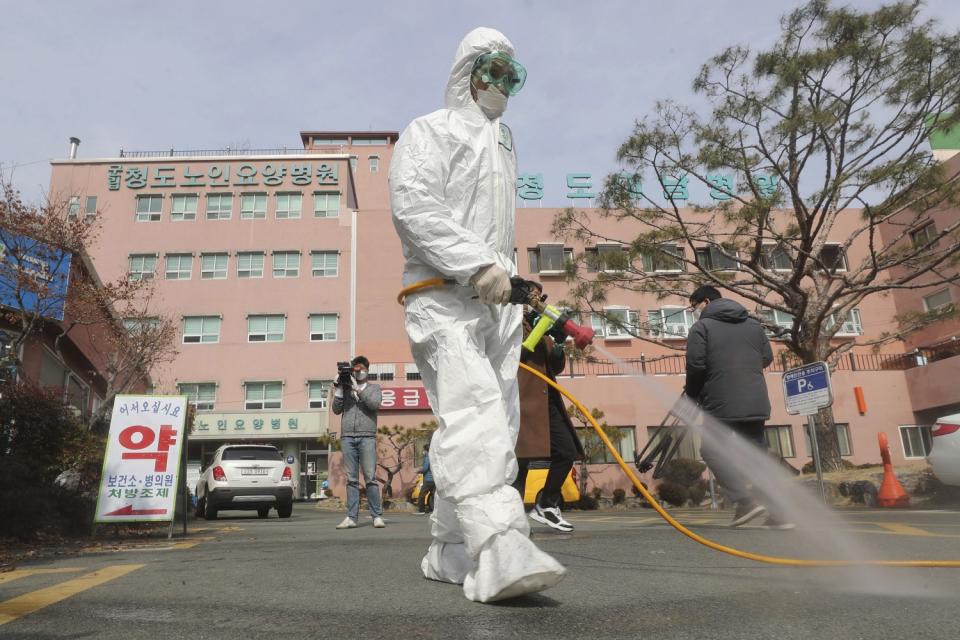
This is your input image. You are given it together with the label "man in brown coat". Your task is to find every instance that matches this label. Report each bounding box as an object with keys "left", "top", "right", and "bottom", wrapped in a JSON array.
[{"left": 513, "top": 299, "right": 584, "bottom": 532}]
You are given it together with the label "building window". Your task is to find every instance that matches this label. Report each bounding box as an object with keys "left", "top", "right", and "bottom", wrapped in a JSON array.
[
  {"left": 171, "top": 194, "right": 198, "bottom": 221},
  {"left": 694, "top": 247, "right": 739, "bottom": 272},
  {"left": 200, "top": 253, "right": 228, "bottom": 279},
  {"left": 647, "top": 307, "right": 695, "bottom": 339},
  {"left": 240, "top": 193, "right": 267, "bottom": 219},
  {"left": 764, "top": 425, "right": 796, "bottom": 458},
  {"left": 68, "top": 196, "right": 81, "bottom": 218},
  {"left": 206, "top": 193, "right": 232, "bottom": 220},
  {"left": 308, "top": 380, "right": 332, "bottom": 409},
  {"left": 245, "top": 381, "right": 282, "bottom": 410},
  {"left": 247, "top": 314, "right": 285, "bottom": 342},
  {"left": 273, "top": 251, "right": 300, "bottom": 278},
  {"left": 804, "top": 423, "right": 852, "bottom": 456},
  {"left": 368, "top": 363, "right": 395, "bottom": 381},
  {"left": 527, "top": 244, "right": 572, "bottom": 274},
  {"left": 819, "top": 244, "right": 848, "bottom": 273},
  {"left": 314, "top": 192, "right": 341, "bottom": 218},
  {"left": 910, "top": 222, "right": 938, "bottom": 248},
  {"left": 642, "top": 245, "right": 685, "bottom": 273},
  {"left": 309, "top": 314, "right": 337, "bottom": 341},
  {"left": 276, "top": 193, "right": 302, "bottom": 219},
  {"left": 405, "top": 363, "right": 421, "bottom": 381},
  {"left": 182, "top": 316, "right": 220, "bottom": 344},
  {"left": 237, "top": 251, "right": 264, "bottom": 278},
  {"left": 179, "top": 382, "right": 216, "bottom": 411},
  {"left": 65, "top": 373, "right": 89, "bottom": 416},
  {"left": 578, "top": 426, "right": 636, "bottom": 464},
  {"left": 123, "top": 317, "right": 159, "bottom": 333},
  {"left": 311, "top": 251, "right": 339, "bottom": 277},
  {"left": 135, "top": 195, "right": 163, "bottom": 222},
  {"left": 760, "top": 244, "right": 792, "bottom": 271},
  {"left": 84, "top": 196, "right": 98, "bottom": 218},
  {"left": 923, "top": 289, "right": 953, "bottom": 312},
  {"left": 585, "top": 244, "right": 628, "bottom": 273},
  {"left": 599, "top": 307, "right": 639, "bottom": 340},
  {"left": 369, "top": 155, "right": 380, "bottom": 173},
  {"left": 645, "top": 425, "right": 699, "bottom": 461},
  {"left": 826, "top": 308, "right": 863, "bottom": 336},
  {"left": 758, "top": 309, "right": 795, "bottom": 338},
  {"left": 164, "top": 253, "right": 192, "bottom": 280},
  {"left": 899, "top": 425, "right": 933, "bottom": 459},
  {"left": 128, "top": 254, "right": 157, "bottom": 281}
]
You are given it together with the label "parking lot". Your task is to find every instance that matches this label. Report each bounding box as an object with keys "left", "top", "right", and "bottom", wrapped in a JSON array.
[{"left": 3, "top": 505, "right": 960, "bottom": 638}]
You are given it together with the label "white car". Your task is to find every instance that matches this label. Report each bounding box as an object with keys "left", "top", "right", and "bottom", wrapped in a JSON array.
[
  {"left": 928, "top": 413, "right": 960, "bottom": 486},
  {"left": 195, "top": 444, "right": 294, "bottom": 519}
]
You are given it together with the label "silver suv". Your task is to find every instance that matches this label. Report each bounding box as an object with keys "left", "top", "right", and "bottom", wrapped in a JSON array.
[{"left": 195, "top": 444, "right": 294, "bottom": 519}]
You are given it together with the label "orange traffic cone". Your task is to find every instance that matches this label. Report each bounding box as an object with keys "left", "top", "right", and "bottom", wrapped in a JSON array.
[{"left": 876, "top": 432, "right": 910, "bottom": 508}]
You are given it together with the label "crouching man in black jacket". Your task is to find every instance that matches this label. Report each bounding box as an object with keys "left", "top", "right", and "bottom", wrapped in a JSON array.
[{"left": 684, "top": 286, "right": 793, "bottom": 530}]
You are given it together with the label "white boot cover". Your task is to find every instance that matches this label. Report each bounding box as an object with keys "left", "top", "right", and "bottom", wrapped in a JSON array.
[
  {"left": 421, "top": 541, "right": 475, "bottom": 585},
  {"left": 462, "top": 529, "right": 566, "bottom": 602}
]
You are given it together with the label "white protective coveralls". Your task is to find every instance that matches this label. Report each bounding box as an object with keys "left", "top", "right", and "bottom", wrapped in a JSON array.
[{"left": 389, "top": 27, "right": 566, "bottom": 602}]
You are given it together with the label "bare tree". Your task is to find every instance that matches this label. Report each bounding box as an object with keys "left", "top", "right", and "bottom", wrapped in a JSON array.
[
  {"left": 566, "top": 405, "right": 623, "bottom": 495},
  {"left": 376, "top": 421, "right": 436, "bottom": 498},
  {"left": 0, "top": 181, "right": 178, "bottom": 431},
  {"left": 554, "top": 0, "right": 960, "bottom": 470}
]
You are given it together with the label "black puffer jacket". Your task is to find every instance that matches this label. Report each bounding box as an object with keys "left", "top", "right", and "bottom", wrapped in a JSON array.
[{"left": 684, "top": 298, "right": 773, "bottom": 421}]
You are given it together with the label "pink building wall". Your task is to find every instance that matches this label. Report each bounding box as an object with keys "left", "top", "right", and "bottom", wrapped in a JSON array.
[{"left": 45, "top": 132, "right": 953, "bottom": 501}]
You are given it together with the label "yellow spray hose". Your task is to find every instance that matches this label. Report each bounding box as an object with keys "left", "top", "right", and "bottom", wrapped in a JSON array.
[
  {"left": 397, "top": 278, "right": 449, "bottom": 305},
  {"left": 519, "top": 362, "right": 960, "bottom": 568}
]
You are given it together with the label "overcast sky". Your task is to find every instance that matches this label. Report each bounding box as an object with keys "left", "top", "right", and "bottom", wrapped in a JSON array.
[{"left": 3, "top": 0, "right": 959, "bottom": 206}]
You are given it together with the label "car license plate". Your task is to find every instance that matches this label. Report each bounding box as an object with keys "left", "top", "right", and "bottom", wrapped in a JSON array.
[{"left": 241, "top": 468, "right": 268, "bottom": 476}]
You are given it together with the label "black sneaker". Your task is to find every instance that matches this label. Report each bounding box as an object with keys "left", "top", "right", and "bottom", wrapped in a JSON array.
[
  {"left": 760, "top": 515, "right": 796, "bottom": 530},
  {"left": 529, "top": 504, "right": 574, "bottom": 532},
  {"left": 730, "top": 500, "right": 767, "bottom": 527}
]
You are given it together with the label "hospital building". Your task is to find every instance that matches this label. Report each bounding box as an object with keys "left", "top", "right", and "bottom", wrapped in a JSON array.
[{"left": 46, "top": 131, "right": 960, "bottom": 499}]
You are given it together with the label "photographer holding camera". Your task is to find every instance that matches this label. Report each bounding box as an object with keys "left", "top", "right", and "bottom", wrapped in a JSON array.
[{"left": 332, "top": 356, "right": 385, "bottom": 529}]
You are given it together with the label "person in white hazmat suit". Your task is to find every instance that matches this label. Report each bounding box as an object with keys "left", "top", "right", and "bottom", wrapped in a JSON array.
[{"left": 389, "top": 27, "right": 567, "bottom": 603}]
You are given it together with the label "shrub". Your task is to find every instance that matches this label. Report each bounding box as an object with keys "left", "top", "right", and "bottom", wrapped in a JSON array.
[
  {"left": 802, "top": 458, "right": 857, "bottom": 474},
  {"left": 657, "top": 480, "right": 689, "bottom": 507},
  {"left": 688, "top": 479, "right": 708, "bottom": 505},
  {"left": 630, "top": 481, "right": 648, "bottom": 497},
  {"left": 612, "top": 488, "right": 626, "bottom": 504},
  {"left": 324, "top": 489, "right": 333, "bottom": 497},
  {"left": 661, "top": 458, "right": 707, "bottom": 487},
  {"left": 575, "top": 494, "right": 599, "bottom": 510},
  {"left": 591, "top": 486, "right": 602, "bottom": 500}
]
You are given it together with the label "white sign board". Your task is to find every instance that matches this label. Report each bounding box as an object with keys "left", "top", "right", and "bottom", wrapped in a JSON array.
[
  {"left": 782, "top": 362, "right": 833, "bottom": 416},
  {"left": 94, "top": 395, "right": 188, "bottom": 523}
]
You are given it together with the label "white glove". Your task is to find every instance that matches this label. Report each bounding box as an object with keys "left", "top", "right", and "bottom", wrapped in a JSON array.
[{"left": 470, "top": 264, "right": 512, "bottom": 305}]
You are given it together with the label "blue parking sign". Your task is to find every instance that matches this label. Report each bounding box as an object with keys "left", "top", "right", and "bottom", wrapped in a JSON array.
[{"left": 782, "top": 362, "right": 833, "bottom": 416}]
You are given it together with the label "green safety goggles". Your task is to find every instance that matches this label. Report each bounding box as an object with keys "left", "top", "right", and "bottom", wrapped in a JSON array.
[{"left": 471, "top": 51, "right": 527, "bottom": 96}]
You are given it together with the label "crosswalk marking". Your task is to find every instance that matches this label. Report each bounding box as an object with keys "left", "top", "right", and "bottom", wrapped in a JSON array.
[
  {"left": 0, "top": 564, "right": 143, "bottom": 626},
  {"left": 0, "top": 568, "right": 82, "bottom": 586}
]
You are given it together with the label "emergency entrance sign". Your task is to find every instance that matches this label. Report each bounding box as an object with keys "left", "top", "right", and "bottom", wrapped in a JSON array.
[
  {"left": 782, "top": 362, "right": 833, "bottom": 416},
  {"left": 95, "top": 395, "right": 188, "bottom": 523}
]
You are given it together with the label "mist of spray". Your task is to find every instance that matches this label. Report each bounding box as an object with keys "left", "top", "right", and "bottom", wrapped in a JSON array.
[{"left": 590, "top": 344, "right": 943, "bottom": 597}]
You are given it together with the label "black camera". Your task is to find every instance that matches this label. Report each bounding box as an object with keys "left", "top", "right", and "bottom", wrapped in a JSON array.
[{"left": 336, "top": 361, "right": 353, "bottom": 388}]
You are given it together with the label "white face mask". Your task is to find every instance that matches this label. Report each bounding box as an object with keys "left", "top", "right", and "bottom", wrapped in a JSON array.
[
  {"left": 692, "top": 309, "right": 702, "bottom": 322},
  {"left": 475, "top": 86, "right": 508, "bottom": 119},
  {"left": 354, "top": 371, "right": 368, "bottom": 383}
]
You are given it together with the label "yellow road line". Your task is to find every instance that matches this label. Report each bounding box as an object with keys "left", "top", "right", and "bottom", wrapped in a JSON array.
[
  {"left": 861, "top": 523, "right": 960, "bottom": 538},
  {"left": 0, "top": 564, "right": 143, "bottom": 626},
  {"left": 0, "top": 568, "right": 83, "bottom": 586}
]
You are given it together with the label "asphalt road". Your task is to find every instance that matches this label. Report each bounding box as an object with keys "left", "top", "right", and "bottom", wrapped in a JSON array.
[{"left": 2, "top": 505, "right": 959, "bottom": 639}]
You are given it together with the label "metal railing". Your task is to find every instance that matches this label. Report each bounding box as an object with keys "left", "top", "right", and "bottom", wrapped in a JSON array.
[
  {"left": 556, "top": 348, "right": 951, "bottom": 378},
  {"left": 381, "top": 345, "right": 956, "bottom": 381},
  {"left": 117, "top": 148, "right": 333, "bottom": 159}
]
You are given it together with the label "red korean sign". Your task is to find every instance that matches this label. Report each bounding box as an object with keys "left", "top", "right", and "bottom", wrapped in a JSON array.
[
  {"left": 379, "top": 387, "right": 432, "bottom": 411},
  {"left": 94, "top": 395, "right": 188, "bottom": 523}
]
